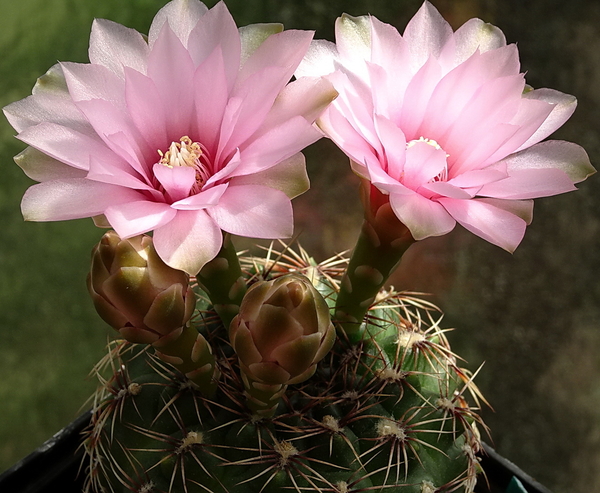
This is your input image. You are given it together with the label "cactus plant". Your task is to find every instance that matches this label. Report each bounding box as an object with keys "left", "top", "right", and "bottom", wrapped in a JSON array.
[
  {"left": 3, "top": 1, "right": 594, "bottom": 492},
  {"left": 83, "top": 243, "right": 485, "bottom": 493}
]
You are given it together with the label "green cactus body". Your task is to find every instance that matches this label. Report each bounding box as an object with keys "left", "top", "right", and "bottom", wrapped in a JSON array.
[{"left": 83, "top": 248, "right": 483, "bottom": 493}]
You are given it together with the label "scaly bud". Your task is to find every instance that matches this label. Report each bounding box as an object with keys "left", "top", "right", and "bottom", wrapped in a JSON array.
[
  {"left": 230, "top": 274, "right": 335, "bottom": 416},
  {"left": 88, "top": 231, "right": 218, "bottom": 396},
  {"left": 87, "top": 230, "right": 195, "bottom": 343}
]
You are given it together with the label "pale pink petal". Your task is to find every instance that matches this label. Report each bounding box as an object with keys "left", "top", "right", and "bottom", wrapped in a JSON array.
[
  {"left": 238, "top": 29, "right": 313, "bottom": 87},
  {"left": 15, "top": 147, "right": 87, "bottom": 182},
  {"left": 368, "top": 161, "right": 414, "bottom": 195},
  {"left": 370, "top": 16, "right": 410, "bottom": 72},
  {"left": 453, "top": 18, "right": 507, "bottom": 63},
  {"left": 205, "top": 149, "right": 242, "bottom": 187},
  {"left": 234, "top": 116, "right": 321, "bottom": 177},
  {"left": 148, "top": 0, "right": 208, "bottom": 48},
  {"left": 258, "top": 76, "right": 338, "bottom": 133},
  {"left": 294, "top": 39, "right": 338, "bottom": 78},
  {"left": 480, "top": 98, "right": 554, "bottom": 166},
  {"left": 239, "top": 23, "right": 283, "bottom": 65},
  {"left": 317, "top": 108, "right": 376, "bottom": 170},
  {"left": 403, "top": 140, "right": 448, "bottom": 190},
  {"left": 147, "top": 24, "right": 195, "bottom": 139},
  {"left": 475, "top": 197, "right": 533, "bottom": 224},
  {"left": 104, "top": 200, "right": 177, "bottom": 238},
  {"left": 500, "top": 140, "right": 595, "bottom": 183},
  {"left": 398, "top": 57, "right": 442, "bottom": 139},
  {"left": 389, "top": 192, "right": 456, "bottom": 240},
  {"left": 124, "top": 67, "right": 168, "bottom": 151},
  {"left": 22, "top": 179, "right": 144, "bottom": 221},
  {"left": 187, "top": 1, "right": 240, "bottom": 89},
  {"left": 515, "top": 88, "right": 578, "bottom": 151},
  {"left": 403, "top": 1, "right": 454, "bottom": 71},
  {"left": 449, "top": 123, "right": 518, "bottom": 175},
  {"left": 219, "top": 66, "right": 292, "bottom": 157},
  {"left": 3, "top": 65, "right": 93, "bottom": 134},
  {"left": 208, "top": 185, "right": 293, "bottom": 238},
  {"left": 332, "top": 71, "right": 380, "bottom": 152},
  {"left": 153, "top": 209, "right": 222, "bottom": 275},
  {"left": 448, "top": 166, "right": 508, "bottom": 188},
  {"left": 88, "top": 155, "right": 157, "bottom": 195},
  {"left": 373, "top": 114, "right": 406, "bottom": 181},
  {"left": 335, "top": 14, "right": 372, "bottom": 67},
  {"left": 61, "top": 62, "right": 125, "bottom": 106},
  {"left": 152, "top": 163, "right": 196, "bottom": 202},
  {"left": 438, "top": 197, "right": 527, "bottom": 252},
  {"left": 420, "top": 181, "right": 474, "bottom": 199},
  {"left": 478, "top": 168, "right": 576, "bottom": 199},
  {"left": 442, "top": 74, "right": 525, "bottom": 166},
  {"left": 419, "top": 52, "right": 523, "bottom": 139},
  {"left": 230, "top": 153, "right": 309, "bottom": 199},
  {"left": 89, "top": 19, "right": 149, "bottom": 77},
  {"left": 74, "top": 99, "right": 151, "bottom": 175},
  {"left": 172, "top": 183, "right": 228, "bottom": 210},
  {"left": 17, "top": 122, "right": 119, "bottom": 171},
  {"left": 191, "top": 47, "right": 229, "bottom": 153}
]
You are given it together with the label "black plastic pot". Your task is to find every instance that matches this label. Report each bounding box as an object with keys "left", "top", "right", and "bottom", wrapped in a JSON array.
[{"left": 0, "top": 412, "right": 552, "bottom": 493}]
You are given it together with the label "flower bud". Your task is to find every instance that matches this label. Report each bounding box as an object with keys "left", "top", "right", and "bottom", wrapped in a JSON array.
[
  {"left": 230, "top": 273, "right": 335, "bottom": 389},
  {"left": 87, "top": 230, "right": 195, "bottom": 343}
]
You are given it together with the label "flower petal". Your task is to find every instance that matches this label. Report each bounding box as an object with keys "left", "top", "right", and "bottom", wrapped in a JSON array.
[
  {"left": 22, "top": 179, "right": 143, "bottom": 222},
  {"left": 187, "top": 1, "right": 241, "bottom": 88},
  {"left": 104, "top": 200, "right": 177, "bottom": 238},
  {"left": 294, "top": 39, "right": 338, "bottom": 79},
  {"left": 501, "top": 140, "right": 595, "bottom": 183},
  {"left": 153, "top": 209, "right": 223, "bottom": 275},
  {"left": 516, "top": 88, "right": 578, "bottom": 151},
  {"left": 148, "top": 0, "right": 208, "bottom": 48},
  {"left": 230, "top": 152, "right": 309, "bottom": 199},
  {"left": 235, "top": 116, "right": 321, "bottom": 177},
  {"left": 171, "top": 183, "right": 228, "bottom": 210},
  {"left": 3, "top": 65, "right": 92, "bottom": 134},
  {"left": 439, "top": 197, "right": 527, "bottom": 252},
  {"left": 453, "top": 18, "right": 507, "bottom": 63},
  {"left": 14, "top": 147, "right": 87, "bottom": 182},
  {"left": 147, "top": 23, "right": 195, "bottom": 139},
  {"left": 239, "top": 23, "right": 283, "bottom": 65},
  {"left": 389, "top": 191, "right": 456, "bottom": 240},
  {"left": 335, "top": 14, "right": 372, "bottom": 67},
  {"left": 17, "top": 122, "right": 119, "bottom": 171},
  {"left": 152, "top": 163, "right": 196, "bottom": 202},
  {"left": 208, "top": 185, "right": 293, "bottom": 238},
  {"left": 403, "top": 1, "right": 454, "bottom": 71},
  {"left": 89, "top": 18, "right": 149, "bottom": 77},
  {"left": 124, "top": 67, "right": 168, "bottom": 151}
]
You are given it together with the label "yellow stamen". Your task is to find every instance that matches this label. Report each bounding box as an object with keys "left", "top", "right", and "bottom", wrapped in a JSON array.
[{"left": 157, "top": 136, "right": 211, "bottom": 191}]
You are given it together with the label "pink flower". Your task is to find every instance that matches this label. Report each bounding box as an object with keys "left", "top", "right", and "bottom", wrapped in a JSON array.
[
  {"left": 4, "top": 0, "right": 336, "bottom": 274},
  {"left": 296, "top": 2, "right": 595, "bottom": 252}
]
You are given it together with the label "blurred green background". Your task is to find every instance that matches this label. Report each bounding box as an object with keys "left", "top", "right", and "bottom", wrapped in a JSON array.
[{"left": 1, "top": 1, "right": 599, "bottom": 492}]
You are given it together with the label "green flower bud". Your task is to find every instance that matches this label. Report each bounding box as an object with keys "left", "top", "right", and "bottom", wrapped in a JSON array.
[
  {"left": 87, "top": 231, "right": 196, "bottom": 343},
  {"left": 230, "top": 273, "right": 335, "bottom": 415}
]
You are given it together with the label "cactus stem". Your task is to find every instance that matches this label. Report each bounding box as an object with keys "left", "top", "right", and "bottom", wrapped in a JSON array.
[{"left": 197, "top": 233, "right": 247, "bottom": 331}]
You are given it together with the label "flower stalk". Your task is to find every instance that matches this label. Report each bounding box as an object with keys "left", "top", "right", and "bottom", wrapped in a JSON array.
[{"left": 335, "top": 183, "right": 415, "bottom": 343}]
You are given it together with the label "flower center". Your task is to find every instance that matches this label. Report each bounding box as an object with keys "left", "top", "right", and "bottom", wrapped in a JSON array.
[
  {"left": 406, "top": 136, "right": 449, "bottom": 182},
  {"left": 158, "top": 136, "right": 211, "bottom": 188},
  {"left": 406, "top": 136, "right": 443, "bottom": 151}
]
